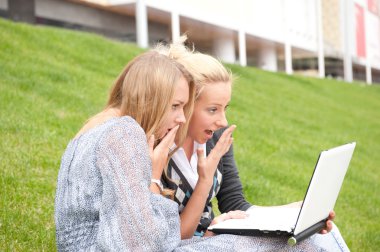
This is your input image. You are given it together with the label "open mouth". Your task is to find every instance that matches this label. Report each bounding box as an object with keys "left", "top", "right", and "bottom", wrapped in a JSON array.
[
  {"left": 161, "top": 126, "right": 176, "bottom": 139},
  {"left": 205, "top": 129, "right": 214, "bottom": 137},
  {"left": 162, "top": 128, "right": 171, "bottom": 138}
]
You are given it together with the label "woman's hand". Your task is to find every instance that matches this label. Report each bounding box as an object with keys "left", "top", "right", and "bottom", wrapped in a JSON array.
[
  {"left": 252, "top": 202, "right": 335, "bottom": 235},
  {"left": 197, "top": 125, "right": 236, "bottom": 185},
  {"left": 280, "top": 202, "right": 335, "bottom": 234},
  {"left": 148, "top": 125, "right": 179, "bottom": 180},
  {"left": 204, "top": 210, "right": 248, "bottom": 237},
  {"left": 320, "top": 211, "right": 335, "bottom": 234},
  {"left": 272, "top": 201, "right": 335, "bottom": 234}
]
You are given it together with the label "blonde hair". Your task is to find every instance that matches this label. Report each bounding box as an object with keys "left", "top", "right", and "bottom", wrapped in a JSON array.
[
  {"left": 107, "top": 50, "right": 195, "bottom": 148},
  {"left": 154, "top": 36, "right": 233, "bottom": 99}
]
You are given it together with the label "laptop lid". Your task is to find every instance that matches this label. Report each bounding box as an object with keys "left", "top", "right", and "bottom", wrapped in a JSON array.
[
  {"left": 208, "top": 142, "right": 356, "bottom": 238},
  {"left": 293, "top": 142, "right": 356, "bottom": 235}
]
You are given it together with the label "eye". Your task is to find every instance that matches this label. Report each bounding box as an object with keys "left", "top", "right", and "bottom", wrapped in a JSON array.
[
  {"left": 224, "top": 104, "right": 230, "bottom": 111},
  {"left": 207, "top": 107, "right": 217, "bottom": 114},
  {"left": 172, "top": 104, "right": 180, "bottom": 110}
]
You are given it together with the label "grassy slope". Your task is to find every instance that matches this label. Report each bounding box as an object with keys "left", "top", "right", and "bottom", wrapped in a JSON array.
[{"left": 1, "top": 18, "right": 379, "bottom": 251}]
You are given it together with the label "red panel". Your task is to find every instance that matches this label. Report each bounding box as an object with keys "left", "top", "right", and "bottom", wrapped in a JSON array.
[
  {"left": 368, "top": 0, "right": 379, "bottom": 15},
  {"left": 355, "top": 4, "right": 366, "bottom": 58}
]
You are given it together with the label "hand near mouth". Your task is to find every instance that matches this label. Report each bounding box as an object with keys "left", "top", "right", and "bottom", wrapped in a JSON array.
[
  {"left": 197, "top": 125, "right": 236, "bottom": 186},
  {"left": 148, "top": 125, "right": 180, "bottom": 180}
]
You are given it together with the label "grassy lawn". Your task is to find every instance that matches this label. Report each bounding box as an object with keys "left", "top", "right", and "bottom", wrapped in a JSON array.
[{"left": 1, "top": 17, "right": 379, "bottom": 251}]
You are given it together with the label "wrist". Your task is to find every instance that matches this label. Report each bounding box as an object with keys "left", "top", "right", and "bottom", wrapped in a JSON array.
[
  {"left": 151, "top": 169, "right": 163, "bottom": 180},
  {"left": 194, "top": 180, "right": 213, "bottom": 195},
  {"left": 197, "top": 177, "right": 213, "bottom": 188},
  {"left": 150, "top": 183, "right": 161, "bottom": 194},
  {"left": 151, "top": 179, "right": 163, "bottom": 192}
]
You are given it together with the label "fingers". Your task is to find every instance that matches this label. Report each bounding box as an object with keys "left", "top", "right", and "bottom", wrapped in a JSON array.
[
  {"left": 196, "top": 147, "right": 206, "bottom": 169},
  {"left": 225, "top": 124, "right": 237, "bottom": 134},
  {"left": 210, "top": 125, "right": 236, "bottom": 158},
  {"left": 325, "top": 220, "right": 333, "bottom": 232},
  {"left": 213, "top": 210, "right": 248, "bottom": 225},
  {"left": 320, "top": 210, "right": 335, "bottom": 234},
  {"left": 150, "top": 125, "right": 179, "bottom": 179},
  {"left": 319, "top": 219, "right": 333, "bottom": 234},
  {"left": 328, "top": 210, "right": 336, "bottom": 221},
  {"left": 159, "top": 125, "right": 179, "bottom": 150},
  {"left": 220, "top": 125, "right": 236, "bottom": 144},
  {"left": 320, "top": 229, "right": 328, "bottom": 234},
  {"left": 224, "top": 210, "right": 247, "bottom": 220},
  {"left": 196, "top": 148, "right": 205, "bottom": 160}
]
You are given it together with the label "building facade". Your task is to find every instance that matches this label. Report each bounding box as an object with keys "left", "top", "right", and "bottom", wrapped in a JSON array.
[{"left": 1, "top": 0, "right": 379, "bottom": 84}]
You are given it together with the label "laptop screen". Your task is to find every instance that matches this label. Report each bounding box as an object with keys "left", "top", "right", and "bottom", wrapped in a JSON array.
[{"left": 293, "top": 142, "right": 356, "bottom": 235}]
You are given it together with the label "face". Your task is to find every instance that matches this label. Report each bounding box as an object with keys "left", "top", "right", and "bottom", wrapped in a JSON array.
[
  {"left": 188, "top": 82, "right": 231, "bottom": 144},
  {"left": 158, "top": 76, "right": 190, "bottom": 139}
]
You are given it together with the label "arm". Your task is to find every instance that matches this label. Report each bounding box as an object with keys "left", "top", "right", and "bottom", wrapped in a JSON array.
[
  {"left": 179, "top": 126, "right": 236, "bottom": 239},
  {"left": 95, "top": 119, "right": 180, "bottom": 251},
  {"left": 178, "top": 168, "right": 214, "bottom": 239}
]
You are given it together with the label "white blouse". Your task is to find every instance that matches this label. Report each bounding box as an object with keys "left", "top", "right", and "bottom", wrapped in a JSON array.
[{"left": 171, "top": 141, "right": 206, "bottom": 189}]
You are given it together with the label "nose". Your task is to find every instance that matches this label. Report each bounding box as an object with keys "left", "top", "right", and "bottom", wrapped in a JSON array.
[
  {"left": 175, "top": 110, "right": 186, "bottom": 124},
  {"left": 216, "top": 112, "right": 228, "bottom": 128}
]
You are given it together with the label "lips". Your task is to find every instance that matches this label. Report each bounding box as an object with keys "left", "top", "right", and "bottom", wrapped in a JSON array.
[{"left": 205, "top": 129, "right": 214, "bottom": 138}]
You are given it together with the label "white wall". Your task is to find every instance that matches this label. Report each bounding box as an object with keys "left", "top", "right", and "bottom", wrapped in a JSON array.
[
  {"left": 245, "top": 0, "right": 285, "bottom": 43},
  {"left": 0, "top": 0, "right": 8, "bottom": 10},
  {"left": 36, "top": 0, "right": 135, "bottom": 33},
  {"left": 146, "top": 0, "right": 319, "bottom": 52},
  {"left": 286, "top": 0, "right": 318, "bottom": 51},
  {"left": 148, "top": 0, "right": 240, "bottom": 31}
]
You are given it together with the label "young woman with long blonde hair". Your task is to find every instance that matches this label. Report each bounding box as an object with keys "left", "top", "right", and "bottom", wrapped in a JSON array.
[{"left": 55, "top": 51, "right": 195, "bottom": 251}]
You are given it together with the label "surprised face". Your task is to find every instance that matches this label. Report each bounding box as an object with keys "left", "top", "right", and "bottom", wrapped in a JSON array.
[
  {"left": 188, "top": 82, "right": 231, "bottom": 144},
  {"left": 158, "top": 77, "right": 189, "bottom": 139}
]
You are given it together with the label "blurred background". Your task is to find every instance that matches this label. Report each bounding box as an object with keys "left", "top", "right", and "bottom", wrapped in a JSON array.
[{"left": 1, "top": 0, "right": 380, "bottom": 84}]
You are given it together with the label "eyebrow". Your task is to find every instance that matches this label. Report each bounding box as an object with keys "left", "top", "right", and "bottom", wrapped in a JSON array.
[
  {"left": 208, "top": 102, "right": 230, "bottom": 107},
  {"left": 174, "top": 100, "right": 186, "bottom": 104},
  {"left": 173, "top": 100, "right": 187, "bottom": 106}
]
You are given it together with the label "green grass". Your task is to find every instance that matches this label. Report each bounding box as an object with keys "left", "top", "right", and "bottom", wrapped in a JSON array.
[{"left": 1, "top": 17, "right": 379, "bottom": 251}]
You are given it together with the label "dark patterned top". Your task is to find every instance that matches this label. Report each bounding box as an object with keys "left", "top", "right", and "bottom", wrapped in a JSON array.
[{"left": 164, "top": 158, "right": 223, "bottom": 236}]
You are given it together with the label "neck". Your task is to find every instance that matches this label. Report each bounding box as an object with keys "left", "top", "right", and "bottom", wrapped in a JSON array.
[
  {"left": 107, "top": 107, "right": 121, "bottom": 117},
  {"left": 182, "top": 136, "right": 194, "bottom": 161}
]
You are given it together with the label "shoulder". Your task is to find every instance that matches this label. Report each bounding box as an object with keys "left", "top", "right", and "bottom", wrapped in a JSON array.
[
  {"left": 107, "top": 116, "right": 143, "bottom": 132},
  {"left": 94, "top": 116, "right": 151, "bottom": 173},
  {"left": 100, "top": 116, "right": 145, "bottom": 142}
]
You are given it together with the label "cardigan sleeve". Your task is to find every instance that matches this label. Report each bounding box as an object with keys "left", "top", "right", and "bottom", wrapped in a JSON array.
[
  {"left": 211, "top": 128, "right": 252, "bottom": 213},
  {"left": 95, "top": 118, "right": 180, "bottom": 251}
]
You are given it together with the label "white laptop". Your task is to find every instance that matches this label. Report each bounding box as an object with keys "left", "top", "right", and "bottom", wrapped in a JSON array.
[{"left": 208, "top": 142, "right": 356, "bottom": 245}]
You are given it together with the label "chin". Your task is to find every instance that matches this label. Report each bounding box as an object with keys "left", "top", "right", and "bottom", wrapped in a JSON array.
[{"left": 197, "top": 138, "right": 208, "bottom": 144}]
